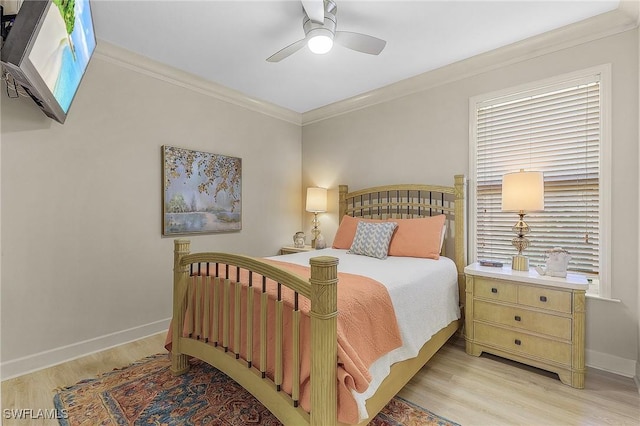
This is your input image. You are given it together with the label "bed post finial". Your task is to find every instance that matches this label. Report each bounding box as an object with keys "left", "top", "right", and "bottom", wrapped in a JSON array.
[
  {"left": 309, "top": 255, "right": 339, "bottom": 426},
  {"left": 172, "top": 239, "right": 191, "bottom": 375},
  {"left": 339, "top": 185, "right": 348, "bottom": 220},
  {"left": 174, "top": 239, "right": 190, "bottom": 268},
  {"left": 453, "top": 175, "right": 468, "bottom": 304}
]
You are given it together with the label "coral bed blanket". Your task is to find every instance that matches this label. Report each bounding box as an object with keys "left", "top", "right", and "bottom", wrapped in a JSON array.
[{"left": 164, "top": 259, "right": 402, "bottom": 424}]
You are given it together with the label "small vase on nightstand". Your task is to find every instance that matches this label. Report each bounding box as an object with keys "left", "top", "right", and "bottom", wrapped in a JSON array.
[{"left": 293, "top": 232, "right": 305, "bottom": 248}]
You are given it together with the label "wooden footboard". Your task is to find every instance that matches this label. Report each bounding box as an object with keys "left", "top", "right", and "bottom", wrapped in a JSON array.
[{"left": 171, "top": 239, "right": 338, "bottom": 426}]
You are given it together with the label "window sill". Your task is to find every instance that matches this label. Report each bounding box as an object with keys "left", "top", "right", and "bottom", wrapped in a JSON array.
[
  {"left": 586, "top": 293, "right": 621, "bottom": 303},
  {"left": 584, "top": 278, "right": 618, "bottom": 302}
]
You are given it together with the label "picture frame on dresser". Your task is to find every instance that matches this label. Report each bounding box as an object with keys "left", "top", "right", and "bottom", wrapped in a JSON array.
[{"left": 464, "top": 262, "right": 588, "bottom": 388}]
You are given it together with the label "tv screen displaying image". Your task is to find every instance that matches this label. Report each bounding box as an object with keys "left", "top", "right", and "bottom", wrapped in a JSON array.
[{"left": 1, "top": 0, "right": 96, "bottom": 123}]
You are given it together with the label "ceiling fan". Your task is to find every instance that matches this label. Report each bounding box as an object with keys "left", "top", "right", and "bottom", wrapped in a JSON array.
[{"left": 266, "top": 0, "right": 386, "bottom": 62}]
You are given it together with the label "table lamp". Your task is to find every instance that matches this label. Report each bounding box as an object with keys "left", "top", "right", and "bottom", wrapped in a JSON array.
[
  {"left": 501, "top": 170, "right": 544, "bottom": 271},
  {"left": 306, "top": 187, "right": 327, "bottom": 249}
]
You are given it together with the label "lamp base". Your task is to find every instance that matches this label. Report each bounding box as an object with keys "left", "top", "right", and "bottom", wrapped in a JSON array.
[{"left": 511, "top": 255, "right": 529, "bottom": 271}]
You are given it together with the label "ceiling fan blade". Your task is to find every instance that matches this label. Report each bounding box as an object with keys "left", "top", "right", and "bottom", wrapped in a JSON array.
[
  {"left": 266, "top": 38, "right": 307, "bottom": 62},
  {"left": 301, "top": 0, "right": 325, "bottom": 24},
  {"left": 334, "top": 31, "right": 386, "bottom": 55}
]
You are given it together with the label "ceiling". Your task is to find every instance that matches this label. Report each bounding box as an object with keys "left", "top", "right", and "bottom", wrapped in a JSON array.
[{"left": 89, "top": 0, "right": 622, "bottom": 114}]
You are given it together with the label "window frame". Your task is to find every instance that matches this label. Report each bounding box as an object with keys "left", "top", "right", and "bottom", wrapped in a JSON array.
[{"left": 468, "top": 64, "right": 612, "bottom": 298}]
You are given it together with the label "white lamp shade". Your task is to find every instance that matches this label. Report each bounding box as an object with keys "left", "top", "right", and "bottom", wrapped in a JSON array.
[
  {"left": 501, "top": 171, "right": 544, "bottom": 212},
  {"left": 306, "top": 187, "right": 327, "bottom": 212}
]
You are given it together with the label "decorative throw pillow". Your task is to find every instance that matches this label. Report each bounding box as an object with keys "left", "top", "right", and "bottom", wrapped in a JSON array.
[
  {"left": 348, "top": 221, "right": 398, "bottom": 259},
  {"left": 332, "top": 215, "right": 385, "bottom": 249},
  {"left": 386, "top": 215, "right": 446, "bottom": 259}
]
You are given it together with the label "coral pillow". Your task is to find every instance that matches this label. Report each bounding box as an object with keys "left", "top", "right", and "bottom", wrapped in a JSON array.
[
  {"left": 332, "top": 215, "right": 385, "bottom": 249},
  {"left": 386, "top": 215, "right": 446, "bottom": 259}
]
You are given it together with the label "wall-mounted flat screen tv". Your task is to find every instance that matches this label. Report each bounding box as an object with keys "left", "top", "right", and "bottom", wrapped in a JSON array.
[{"left": 1, "top": 0, "right": 96, "bottom": 124}]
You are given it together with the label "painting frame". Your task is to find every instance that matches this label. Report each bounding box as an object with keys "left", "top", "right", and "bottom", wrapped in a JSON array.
[{"left": 162, "top": 145, "right": 242, "bottom": 236}]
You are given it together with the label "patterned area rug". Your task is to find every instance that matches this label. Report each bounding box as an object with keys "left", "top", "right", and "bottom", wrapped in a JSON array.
[{"left": 54, "top": 354, "right": 460, "bottom": 425}]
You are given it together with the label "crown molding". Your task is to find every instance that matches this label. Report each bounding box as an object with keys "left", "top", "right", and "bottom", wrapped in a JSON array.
[
  {"left": 617, "top": 0, "right": 640, "bottom": 25},
  {"left": 302, "top": 3, "right": 639, "bottom": 126},
  {"left": 94, "top": 41, "right": 302, "bottom": 126}
]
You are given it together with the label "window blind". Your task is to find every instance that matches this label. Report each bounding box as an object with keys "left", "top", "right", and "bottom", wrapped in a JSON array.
[{"left": 474, "top": 77, "right": 600, "bottom": 275}]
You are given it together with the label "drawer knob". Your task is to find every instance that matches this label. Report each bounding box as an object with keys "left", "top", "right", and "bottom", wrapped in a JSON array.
[
  {"left": 491, "top": 288, "right": 498, "bottom": 293},
  {"left": 514, "top": 339, "right": 522, "bottom": 346},
  {"left": 514, "top": 315, "right": 521, "bottom": 322},
  {"left": 540, "top": 295, "right": 548, "bottom": 302}
]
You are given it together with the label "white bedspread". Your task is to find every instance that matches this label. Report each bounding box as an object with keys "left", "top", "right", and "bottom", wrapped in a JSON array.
[{"left": 267, "top": 248, "right": 460, "bottom": 421}]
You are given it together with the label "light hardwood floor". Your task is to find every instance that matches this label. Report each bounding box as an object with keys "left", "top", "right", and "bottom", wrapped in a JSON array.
[{"left": 2, "top": 332, "right": 638, "bottom": 425}]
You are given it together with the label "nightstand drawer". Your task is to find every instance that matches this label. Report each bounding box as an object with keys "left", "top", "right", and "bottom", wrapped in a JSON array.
[
  {"left": 474, "top": 300, "right": 572, "bottom": 340},
  {"left": 474, "top": 322, "right": 571, "bottom": 365},
  {"left": 518, "top": 285, "right": 572, "bottom": 313},
  {"left": 474, "top": 278, "right": 517, "bottom": 303}
]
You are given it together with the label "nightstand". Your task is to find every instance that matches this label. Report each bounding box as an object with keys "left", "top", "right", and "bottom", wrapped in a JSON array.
[
  {"left": 279, "top": 245, "right": 315, "bottom": 255},
  {"left": 464, "top": 262, "right": 588, "bottom": 388}
]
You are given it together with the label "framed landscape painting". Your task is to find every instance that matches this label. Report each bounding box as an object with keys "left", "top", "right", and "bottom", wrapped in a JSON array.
[{"left": 162, "top": 145, "right": 242, "bottom": 236}]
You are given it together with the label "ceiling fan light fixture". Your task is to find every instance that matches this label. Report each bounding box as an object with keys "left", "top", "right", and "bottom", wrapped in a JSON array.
[
  {"left": 307, "top": 28, "right": 334, "bottom": 54},
  {"left": 267, "top": 0, "right": 385, "bottom": 62}
]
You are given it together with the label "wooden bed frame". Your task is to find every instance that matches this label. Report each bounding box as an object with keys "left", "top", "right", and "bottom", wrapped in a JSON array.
[{"left": 170, "top": 175, "right": 467, "bottom": 426}]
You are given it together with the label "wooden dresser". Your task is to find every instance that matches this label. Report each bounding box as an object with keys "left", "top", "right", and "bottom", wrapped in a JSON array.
[{"left": 464, "top": 262, "right": 588, "bottom": 388}]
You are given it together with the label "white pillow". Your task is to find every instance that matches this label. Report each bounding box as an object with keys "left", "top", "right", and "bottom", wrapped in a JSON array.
[{"left": 348, "top": 221, "right": 398, "bottom": 259}]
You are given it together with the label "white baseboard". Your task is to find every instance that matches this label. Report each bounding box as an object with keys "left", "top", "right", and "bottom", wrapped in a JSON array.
[
  {"left": 1, "top": 318, "right": 171, "bottom": 381},
  {"left": 586, "top": 348, "right": 638, "bottom": 378}
]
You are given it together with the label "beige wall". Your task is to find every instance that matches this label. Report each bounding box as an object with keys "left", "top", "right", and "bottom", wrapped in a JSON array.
[
  {"left": 302, "top": 29, "right": 639, "bottom": 375},
  {"left": 1, "top": 48, "right": 302, "bottom": 377}
]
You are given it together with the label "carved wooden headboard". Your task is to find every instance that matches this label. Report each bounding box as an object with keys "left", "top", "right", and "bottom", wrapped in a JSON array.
[{"left": 338, "top": 175, "right": 467, "bottom": 303}]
